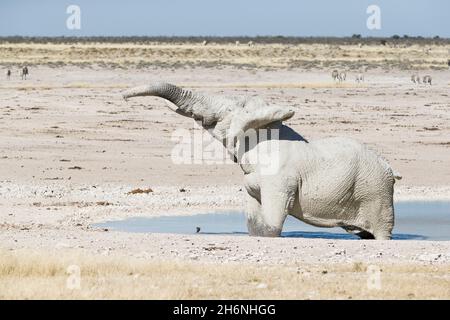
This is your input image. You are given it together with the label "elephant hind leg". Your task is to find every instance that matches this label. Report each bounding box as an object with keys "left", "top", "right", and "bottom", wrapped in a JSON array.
[
  {"left": 358, "top": 199, "right": 394, "bottom": 240},
  {"left": 356, "top": 230, "right": 375, "bottom": 239},
  {"left": 341, "top": 226, "right": 375, "bottom": 239},
  {"left": 342, "top": 226, "right": 386, "bottom": 240},
  {"left": 371, "top": 204, "right": 394, "bottom": 240},
  {"left": 343, "top": 226, "right": 390, "bottom": 240},
  {"left": 342, "top": 198, "right": 394, "bottom": 240}
]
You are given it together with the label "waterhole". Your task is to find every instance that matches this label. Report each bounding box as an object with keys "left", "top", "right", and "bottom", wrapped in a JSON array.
[{"left": 94, "top": 201, "right": 450, "bottom": 240}]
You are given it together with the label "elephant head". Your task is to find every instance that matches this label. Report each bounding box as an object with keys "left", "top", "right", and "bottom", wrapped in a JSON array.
[{"left": 122, "top": 82, "right": 295, "bottom": 155}]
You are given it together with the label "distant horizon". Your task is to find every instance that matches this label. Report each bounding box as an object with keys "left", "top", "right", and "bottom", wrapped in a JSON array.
[
  {"left": 1, "top": 0, "right": 449, "bottom": 38},
  {"left": 1, "top": 35, "right": 448, "bottom": 40}
]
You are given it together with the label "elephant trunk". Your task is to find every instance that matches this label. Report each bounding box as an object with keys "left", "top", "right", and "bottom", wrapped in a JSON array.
[{"left": 122, "top": 82, "right": 217, "bottom": 125}]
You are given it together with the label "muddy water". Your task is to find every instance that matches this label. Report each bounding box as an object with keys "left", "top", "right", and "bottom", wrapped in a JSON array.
[{"left": 95, "top": 201, "right": 450, "bottom": 240}]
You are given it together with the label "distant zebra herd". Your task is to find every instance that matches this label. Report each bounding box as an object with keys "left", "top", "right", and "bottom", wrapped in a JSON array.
[
  {"left": 5, "top": 66, "right": 29, "bottom": 80},
  {"left": 331, "top": 69, "right": 434, "bottom": 85},
  {"left": 332, "top": 70, "right": 364, "bottom": 83},
  {"left": 2, "top": 64, "right": 438, "bottom": 87},
  {"left": 411, "top": 74, "right": 432, "bottom": 85},
  {"left": 331, "top": 70, "right": 346, "bottom": 82}
]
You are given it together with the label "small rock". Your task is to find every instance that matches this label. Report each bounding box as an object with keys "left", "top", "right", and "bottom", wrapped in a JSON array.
[
  {"left": 417, "top": 253, "right": 442, "bottom": 262},
  {"left": 256, "top": 283, "right": 268, "bottom": 289},
  {"left": 127, "top": 188, "right": 153, "bottom": 195}
]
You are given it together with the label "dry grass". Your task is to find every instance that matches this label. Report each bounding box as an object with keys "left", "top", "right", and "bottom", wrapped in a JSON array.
[
  {"left": 1, "top": 42, "right": 448, "bottom": 69},
  {"left": 0, "top": 250, "right": 449, "bottom": 299}
]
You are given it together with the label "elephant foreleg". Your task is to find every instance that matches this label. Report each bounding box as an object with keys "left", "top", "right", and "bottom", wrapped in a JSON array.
[
  {"left": 245, "top": 177, "right": 297, "bottom": 237},
  {"left": 245, "top": 193, "right": 265, "bottom": 236},
  {"left": 246, "top": 194, "right": 284, "bottom": 237}
]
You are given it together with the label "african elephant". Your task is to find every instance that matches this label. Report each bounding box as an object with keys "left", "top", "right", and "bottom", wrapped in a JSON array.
[{"left": 123, "top": 82, "right": 401, "bottom": 240}]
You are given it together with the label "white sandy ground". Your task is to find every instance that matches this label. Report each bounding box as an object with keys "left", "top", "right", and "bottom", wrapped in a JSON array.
[
  {"left": 0, "top": 66, "right": 449, "bottom": 298},
  {"left": 1, "top": 182, "right": 450, "bottom": 263}
]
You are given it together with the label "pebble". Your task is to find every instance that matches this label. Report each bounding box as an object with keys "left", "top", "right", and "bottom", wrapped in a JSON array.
[
  {"left": 417, "top": 253, "right": 442, "bottom": 262},
  {"left": 256, "top": 283, "right": 268, "bottom": 289}
]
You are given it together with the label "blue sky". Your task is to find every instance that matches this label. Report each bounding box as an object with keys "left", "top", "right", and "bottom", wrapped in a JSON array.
[{"left": 0, "top": 0, "right": 449, "bottom": 37}]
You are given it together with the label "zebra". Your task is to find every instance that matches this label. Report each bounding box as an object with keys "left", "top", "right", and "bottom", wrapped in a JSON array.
[
  {"left": 411, "top": 74, "right": 420, "bottom": 84},
  {"left": 331, "top": 69, "right": 339, "bottom": 81},
  {"left": 338, "top": 71, "right": 347, "bottom": 82},
  {"left": 422, "top": 75, "right": 432, "bottom": 85},
  {"left": 355, "top": 73, "right": 364, "bottom": 83},
  {"left": 21, "top": 66, "right": 29, "bottom": 80},
  {"left": 6, "top": 69, "right": 11, "bottom": 79}
]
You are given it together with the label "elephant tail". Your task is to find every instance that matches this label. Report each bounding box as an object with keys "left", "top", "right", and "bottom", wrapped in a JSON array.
[
  {"left": 378, "top": 155, "right": 402, "bottom": 181},
  {"left": 393, "top": 170, "right": 402, "bottom": 181}
]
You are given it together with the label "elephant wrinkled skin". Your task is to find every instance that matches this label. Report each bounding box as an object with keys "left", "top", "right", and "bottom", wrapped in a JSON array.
[{"left": 123, "top": 82, "right": 401, "bottom": 240}]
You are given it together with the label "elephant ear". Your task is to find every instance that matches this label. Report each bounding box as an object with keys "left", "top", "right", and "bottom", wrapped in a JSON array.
[
  {"left": 224, "top": 97, "right": 295, "bottom": 151},
  {"left": 228, "top": 97, "right": 295, "bottom": 139}
]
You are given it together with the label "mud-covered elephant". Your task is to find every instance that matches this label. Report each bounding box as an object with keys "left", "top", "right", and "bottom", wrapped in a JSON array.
[{"left": 123, "top": 82, "right": 401, "bottom": 239}]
